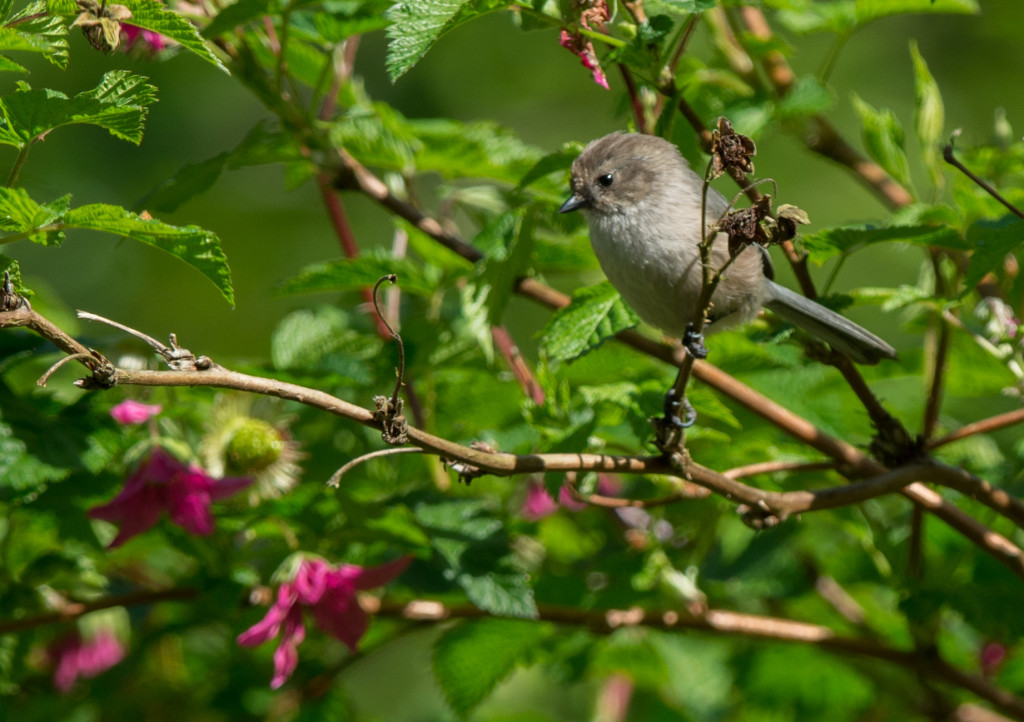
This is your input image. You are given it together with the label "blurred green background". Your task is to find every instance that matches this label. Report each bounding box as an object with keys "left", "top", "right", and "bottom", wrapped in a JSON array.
[{"left": 7, "top": 0, "right": 1024, "bottom": 362}]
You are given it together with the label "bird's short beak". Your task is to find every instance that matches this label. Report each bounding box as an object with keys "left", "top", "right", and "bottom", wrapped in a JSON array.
[{"left": 559, "top": 194, "right": 590, "bottom": 214}]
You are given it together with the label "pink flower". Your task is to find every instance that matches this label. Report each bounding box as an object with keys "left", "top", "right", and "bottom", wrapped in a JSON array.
[
  {"left": 110, "top": 399, "right": 162, "bottom": 425},
  {"left": 120, "top": 24, "right": 168, "bottom": 54},
  {"left": 559, "top": 30, "right": 609, "bottom": 90},
  {"left": 238, "top": 556, "right": 411, "bottom": 688},
  {"left": 47, "top": 630, "right": 126, "bottom": 693},
  {"left": 522, "top": 480, "right": 559, "bottom": 521},
  {"left": 88, "top": 447, "right": 252, "bottom": 548},
  {"left": 558, "top": 485, "right": 588, "bottom": 512},
  {"left": 981, "top": 641, "right": 1008, "bottom": 677}
]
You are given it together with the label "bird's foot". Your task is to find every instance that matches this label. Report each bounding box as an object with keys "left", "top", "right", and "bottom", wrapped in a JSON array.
[
  {"left": 662, "top": 387, "right": 696, "bottom": 429},
  {"left": 683, "top": 323, "right": 708, "bottom": 360}
]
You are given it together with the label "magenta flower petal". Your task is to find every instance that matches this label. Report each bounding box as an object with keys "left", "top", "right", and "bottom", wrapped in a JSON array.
[
  {"left": 206, "top": 474, "right": 253, "bottom": 501},
  {"left": 110, "top": 399, "right": 162, "bottom": 425},
  {"left": 522, "top": 481, "right": 558, "bottom": 521},
  {"left": 311, "top": 597, "right": 368, "bottom": 651},
  {"left": 270, "top": 612, "right": 306, "bottom": 689},
  {"left": 348, "top": 556, "right": 412, "bottom": 591},
  {"left": 48, "top": 631, "right": 125, "bottom": 693},
  {"left": 89, "top": 484, "right": 164, "bottom": 548},
  {"left": 294, "top": 558, "right": 331, "bottom": 605},
  {"left": 559, "top": 485, "right": 588, "bottom": 512},
  {"left": 169, "top": 486, "right": 215, "bottom": 536},
  {"left": 238, "top": 584, "right": 298, "bottom": 647}
]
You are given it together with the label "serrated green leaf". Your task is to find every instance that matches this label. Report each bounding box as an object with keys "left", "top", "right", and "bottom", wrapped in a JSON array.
[
  {"left": 0, "top": 70, "right": 156, "bottom": 148},
  {"left": 330, "top": 109, "right": 540, "bottom": 183},
  {"left": 0, "top": 188, "right": 68, "bottom": 245},
  {"left": 2, "top": 2, "right": 69, "bottom": 69},
  {"left": 62, "top": 204, "right": 234, "bottom": 304},
  {"left": 433, "top": 619, "right": 551, "bottom": 718},
  {"left": 800, "top": 223, "right": 967, "bottom": 264},
  {"left": 385, "top": 0, "right": 472, "bottom": 81},
  {"left": 963, "top": 218, "right": 1024, "bottom": 291},
  {"left": 855, "top": 0, "right": 978, "bottom": 24},
  {"left": 0, "top": 253, "right": 23, "bottom": 292},
  {"left": 277, "top": 250, "right": 436, "bottom": 297},
  {"left": 385, "top": 0, "right": 508, "bottom": 81},
  {"left": 909, "top": 40, "right": 944, "bottom": 188},
  {"left": 49, "top": 0, "right": 226, "bottom": 71},
  {"left": 456, "top": 571, "right": 537, "bottom": 618},
  {"left": 850, "top": 93, "right": 911, "bottom": 191},
  {"left": 270, "top": 306, "right": 377, "bottom": 382},
  {"left": 540, "top": 281, "right": 639, "bottom": 362}
]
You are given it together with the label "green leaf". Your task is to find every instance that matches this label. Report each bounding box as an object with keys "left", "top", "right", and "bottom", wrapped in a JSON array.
[
  {"left": 660, "top": 0, "right": 716, "bottom": 11},
  {"left": 330, "top": 109, "right": 541, "bottom": 183},
  {"left": 539, "top": 281, "right": 639, "bottom": 362},
  {"left": 775, "top": 75, "right": 835, "bottom": 119},
  {"left": 850, "top": 93, "right": 911, "bottom": 190},
  {"left": 270, "top": 306, "right": 377, "bottom": 382},
  {"left": 202, "top": 0, "right": 279, "bottom": 37},
  {"left": 517, "top": 148, "right": 577, "bottom": 190},
  {"left": 963, "top": 218, "right": 1024, "bottom": 291},
  {"left": 774, "top": 2, "right": 856, "bottom": 35},
  {"left": 384, "top": 0, "right": 508, "bottom": 82},
  {"left": 0, "top": 188, "right": 68, "bottom": 245},
  {"left": 138, "top": 122, "right": 302, "bottom": 212},
  {"left": 277, "top": 250, "right": 437, "bottom": 297},
  {"left": 473, "top": 209, "right": 534, "bottom": 325},
  {"left": 0, "top": 253, "right": 23, "bottom": 292},
  {"left": 0, "top": 70, "right": 156, "bottom": 148},
  {"left": 855, "top": 0, "right": 979, "bottom": 24},
  {"left": 433, "top": 619, "right": 551, "bottom": 718},
  {"left": 65, "top": 205, "right": 234, "bottom": 304},
  {"left": 457, "top": 572, "right": 537, "bottom": 619},
  {"left": 0, "top": 188, "right": 232, "bottom": 303},
  {"left": 385, "top": 0, "right": 470, "bottom": 81},
  {"left": 909, "top": 40, "right": 945, "bottom": 188},
  {"left": 49, "top": 0, "right": 227, "bottom": 71},
  {"left": 800, "top": 223, "right": 968, "bottom": 264},
  {"left": 0, "top": 2, "right": 69, "bottom": 69}
]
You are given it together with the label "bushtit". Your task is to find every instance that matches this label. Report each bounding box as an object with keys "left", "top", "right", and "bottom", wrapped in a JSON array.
[{"left": 559, "top": 132, "right": 897, "bottom": 367}]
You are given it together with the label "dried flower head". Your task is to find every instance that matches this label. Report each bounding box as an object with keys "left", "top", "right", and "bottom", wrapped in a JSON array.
[
  {"left": 710, "top": 117, "right": 756, "bottom": 179},
  {"left": 720, "top": 195, "right": 773, "bottom": 257},
  {"left": 72, "top": 0, "right": 133, "bottom": 53}
]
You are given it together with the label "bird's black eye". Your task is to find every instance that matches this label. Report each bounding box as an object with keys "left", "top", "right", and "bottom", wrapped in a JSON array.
[{"left": 597, "top": 173, "right": 614, "bottom": 188}]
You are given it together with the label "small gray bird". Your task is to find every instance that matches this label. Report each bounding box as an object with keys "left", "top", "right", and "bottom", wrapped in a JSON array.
[{"left": 559, "top": 132, "right": 897, "bottom": 366}]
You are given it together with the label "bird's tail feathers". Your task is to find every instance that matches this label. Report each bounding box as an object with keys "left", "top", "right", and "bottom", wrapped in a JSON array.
[{"left": 764, "top": 282, "right": 897, "bottom": 365}]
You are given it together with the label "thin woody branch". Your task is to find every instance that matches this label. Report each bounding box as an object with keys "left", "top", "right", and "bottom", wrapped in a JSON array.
[
  {"left": 6, "top": 303, "right": 1024, "bottom": 580},
  {"left": 372, "top": 598, "right": 1024, "bottom": 720},
  {"left": 7, "top": 582, "right": 1021, "bottom": 717}
]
